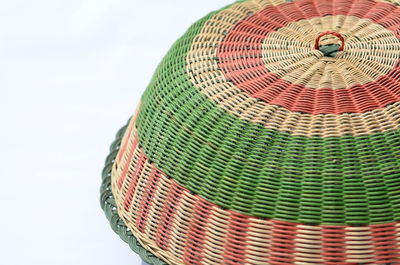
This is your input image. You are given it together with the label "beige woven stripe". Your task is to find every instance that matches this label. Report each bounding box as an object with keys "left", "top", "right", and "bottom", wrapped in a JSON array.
[
  {"left": 379, "top": 0, "right": 400, "bottom": 5},
  {"left": 112, "top": 138, "right": 142, "bottom": 221},
  {"left": 186, "top": 2, "right": 400, "bottom": 137},
  {"left": 142, "top": 172, "right": 169, "bottom": 241},
  {"left": 294, "top": 225, "right": 323, "bottom": 264},
  {"left": 167, "top": 191, "right": 193, "bottom": 261},
  {"left": 247, "top": 220, "right": 272, "bottom": 263},
  {"left": 345, "top": 227, "right": 374, "bottom": 264},
  {"left": 111, "top": 119, "right": 400, "bottom": 264},
  {"left": 203, "top": 210, "right": 228, "bottom": 264},
  {"left": 396, "top": 222, "right": 400, "bottom": 246},
  {"left": 112, "top": 105, "right": 185, "bottom": 264},
  {"left": 262, "top": 15, "right": 400, "bottom": 89},
  {"left": 112, "top": 119, "right": 183, "bottom": 265}
]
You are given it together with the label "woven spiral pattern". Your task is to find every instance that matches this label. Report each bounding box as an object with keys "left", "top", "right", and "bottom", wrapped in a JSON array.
[{"left": 103, "top": 0, "right": 400, "bottom": 264}]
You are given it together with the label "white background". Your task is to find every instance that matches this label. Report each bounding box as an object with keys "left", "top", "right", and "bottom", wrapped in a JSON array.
[{"left": 0, "top": 1, "right": 232, "bottom": 264}]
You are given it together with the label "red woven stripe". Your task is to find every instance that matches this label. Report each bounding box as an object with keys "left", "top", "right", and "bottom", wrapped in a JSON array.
[
  {"left": 322, "top": 226, "right": 348, "bottom": 265},
  {"left": 222, "top": 213, "right": 251, "bottom": 265},
  {"left": 370, "top": 222, "right": 400, "bottom": 264},
  {"left": 135, "top": 167, "right": 162, "bottom": 233},
  {"left": 183, "top": 199, "right": 213, "bottom": 265},
  {"left": 269, "top": 221, "right": 297, "bottom": 265},
  {"left": 155, "top": 181, "right": 185, "bottom": 251},
  {"left": 218, "top": 0, "right": 400, "bottom": 115},
  {"left": 122, "top": 152, "right": 146, "bottom": 211}
]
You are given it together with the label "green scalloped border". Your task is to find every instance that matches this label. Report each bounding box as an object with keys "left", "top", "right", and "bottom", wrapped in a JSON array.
[{"left": 100, "top": 119, "right": 170, "bottom": 265}]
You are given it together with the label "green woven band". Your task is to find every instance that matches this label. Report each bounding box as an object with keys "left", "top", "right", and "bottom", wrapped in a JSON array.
[
  {"left": 100, "top": 121, "right": 168, "bottom": 265},
  {"left": 135, "top": 7, "right": 400, "bottom": 225}
]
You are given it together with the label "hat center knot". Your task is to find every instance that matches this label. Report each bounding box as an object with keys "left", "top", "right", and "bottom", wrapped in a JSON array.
[{"left": 315, "top": 31, "right": 345, "bottom": 57}]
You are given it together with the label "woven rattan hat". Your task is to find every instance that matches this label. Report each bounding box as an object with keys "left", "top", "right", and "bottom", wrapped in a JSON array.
[{"left": 101, "top": 0, "right": 400, "bottom": 264}]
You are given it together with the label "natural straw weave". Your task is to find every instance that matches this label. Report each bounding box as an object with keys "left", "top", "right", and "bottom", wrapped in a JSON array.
[
  {"left": 101, "top": 0, "right": 400, "bottom": 264},
  {"left": 101, "top": 120, "right": 168, "bottom": 265}
]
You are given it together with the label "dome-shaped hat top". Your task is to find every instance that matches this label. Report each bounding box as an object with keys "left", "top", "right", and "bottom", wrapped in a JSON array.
[{"left": 103, "top": 0, "right": 400, "bottom": 264}]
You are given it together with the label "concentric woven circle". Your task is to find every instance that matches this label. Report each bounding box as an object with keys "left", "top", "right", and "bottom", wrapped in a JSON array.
[
  {"left": 261, "top": 15, "right": 399, "bottom": 90},
  {"left": 104, "top": 0, "right": 400, "bottom": 264}
]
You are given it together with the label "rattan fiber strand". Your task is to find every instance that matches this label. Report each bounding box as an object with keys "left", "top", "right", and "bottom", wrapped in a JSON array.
[
  {"left": 102, "top": 0, "right": 400, "bottom": 264},
  {"left": 100, "top": 120, "right": 168, "bottom": 265},
  {"left": 113, "top": 117, "right": 400, "bottom": 265},
  {"left": 102, "top": 119, "right": 400, "bottom": 265},
  {"left": 132, "top": 0, "right": 400, "bottom": 225}
]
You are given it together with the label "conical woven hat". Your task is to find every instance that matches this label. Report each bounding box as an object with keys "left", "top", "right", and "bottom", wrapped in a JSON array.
[{"left": 101, "top": 0, "right": 400, "bottom": 264}]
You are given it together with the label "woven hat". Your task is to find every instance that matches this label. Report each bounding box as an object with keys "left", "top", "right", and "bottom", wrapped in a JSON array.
[{"left": 100, "top": 0, "right": 400, "bottom": 264}]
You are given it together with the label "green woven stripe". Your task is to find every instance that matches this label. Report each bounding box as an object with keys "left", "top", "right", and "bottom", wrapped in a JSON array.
[{"left": 135, "top": 3, "right": 400, "bottom": 226}]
